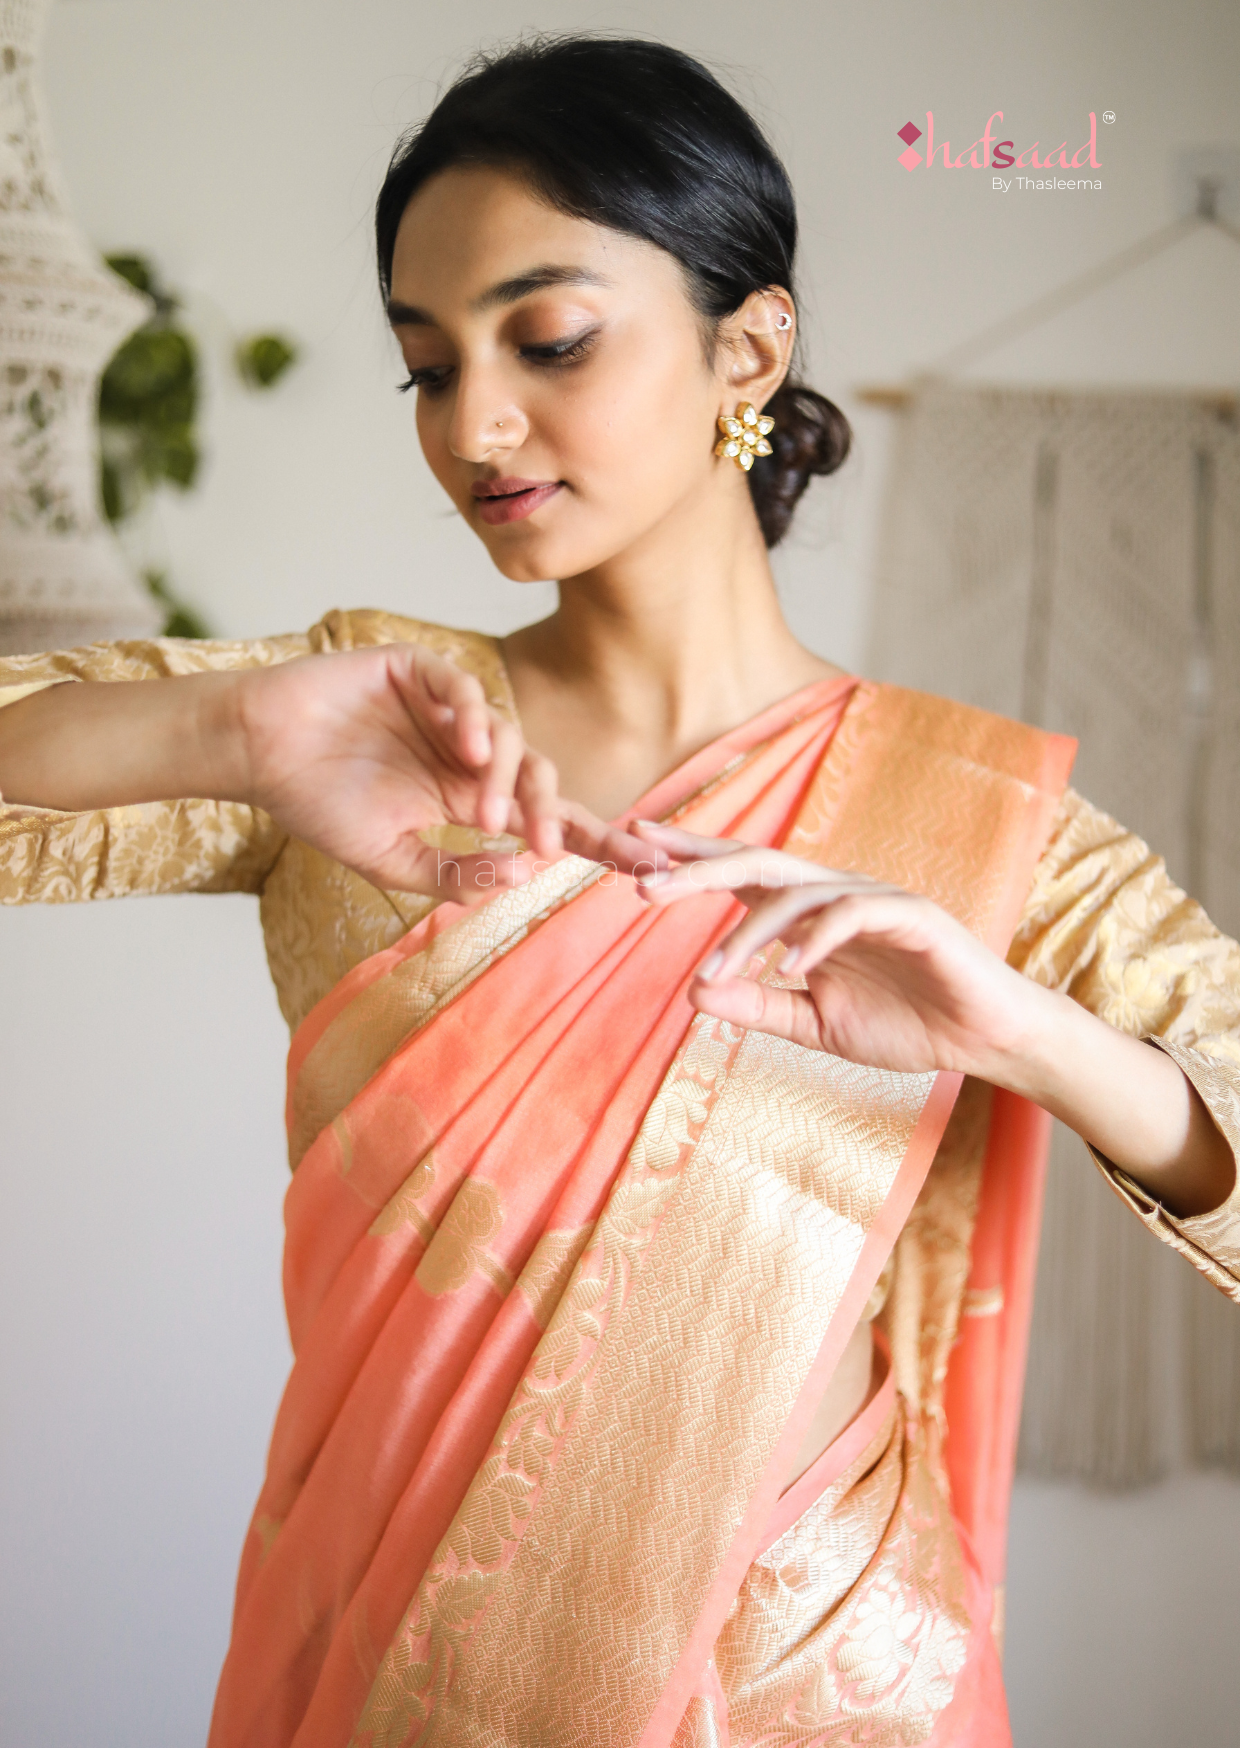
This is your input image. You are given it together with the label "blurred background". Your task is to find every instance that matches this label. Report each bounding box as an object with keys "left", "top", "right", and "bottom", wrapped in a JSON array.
[{"left": 2, "top": 1, "right": 1239, "bottom": 1743}]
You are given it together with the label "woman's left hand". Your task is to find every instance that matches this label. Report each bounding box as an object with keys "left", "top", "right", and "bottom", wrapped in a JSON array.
[
  {"left": 632, "top": 822, "right": 1237, "bottom": 1218},
  {"left": 632, "top": 820, "right": 1044, "bottom": 1085}
]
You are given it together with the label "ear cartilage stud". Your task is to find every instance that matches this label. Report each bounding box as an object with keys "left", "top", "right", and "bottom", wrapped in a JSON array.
[{"left": 715, "top": 401, "right": 775, "bottom": 472}]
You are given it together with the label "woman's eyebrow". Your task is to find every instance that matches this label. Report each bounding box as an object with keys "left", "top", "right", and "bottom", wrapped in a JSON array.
[
  {"left": 386, "top": 264, "right": 611, "bottom": 327},
  {"left": 473, "top": 265, "right": 612, "bottom": 310}
]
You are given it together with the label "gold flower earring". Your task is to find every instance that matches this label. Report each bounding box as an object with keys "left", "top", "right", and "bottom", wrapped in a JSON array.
[{"left": 715, "top": 402, "right": 775, "bottom": 472}]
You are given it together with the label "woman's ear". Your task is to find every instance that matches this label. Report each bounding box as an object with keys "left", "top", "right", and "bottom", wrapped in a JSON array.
[{"left": 715, "top": 287, "right": 795, "bottom": 411}]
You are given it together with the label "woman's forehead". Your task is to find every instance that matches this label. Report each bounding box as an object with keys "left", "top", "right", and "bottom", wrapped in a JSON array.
[{"left": 388, "top": 166, "right": 671, "bottom": 317}]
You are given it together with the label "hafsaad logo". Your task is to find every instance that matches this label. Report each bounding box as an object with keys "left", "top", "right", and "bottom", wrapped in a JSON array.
[{"left": 896, "top": 112, "right": 1101, "bottom": 172}]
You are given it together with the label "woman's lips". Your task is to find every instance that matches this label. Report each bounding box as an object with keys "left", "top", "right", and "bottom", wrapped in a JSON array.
[{"left": 471, "top": 480, "right": 563, "bottom": 525}]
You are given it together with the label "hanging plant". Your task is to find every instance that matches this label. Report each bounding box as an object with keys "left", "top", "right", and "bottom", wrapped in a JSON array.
[{"left": 98, "top": 253, "right": 299, "bottom": 638}]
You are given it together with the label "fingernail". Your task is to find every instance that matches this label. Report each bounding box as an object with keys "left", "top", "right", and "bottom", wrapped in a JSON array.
[
  {"left": 781, "top": 946, "right": 801, "bottom": 971},
  {"left": 636, "top": 869, "right": 671, "bottom": 886},
  {"left": 697, "top": 949, "right": 723, "bottom": 980},
  {"left": 633, "top": 818, "right": 660, "bottom": 829}
]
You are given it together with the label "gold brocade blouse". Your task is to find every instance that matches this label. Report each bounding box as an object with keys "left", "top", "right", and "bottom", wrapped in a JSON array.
[{"left": 3, "top": 607, "right": 1240, "bottom": 1311}]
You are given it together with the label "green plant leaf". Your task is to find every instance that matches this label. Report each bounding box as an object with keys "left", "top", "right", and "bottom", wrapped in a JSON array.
[
  {"left": 100, "top": 328, "right": 198, "bottom": 427},
  {"left": 237, "top": 332, "right": 298, "bottom": 389},
  {"left": 105, "top": 253, "right": 154, "bottom": 296},
  {"left": 142, "top": 428, "right": 199, "bottom": 490}
]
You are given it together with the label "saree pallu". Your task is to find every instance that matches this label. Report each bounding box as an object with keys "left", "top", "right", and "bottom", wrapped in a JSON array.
[{"left": 208, "top": 675, "right": 1073, "bottom": 1748}]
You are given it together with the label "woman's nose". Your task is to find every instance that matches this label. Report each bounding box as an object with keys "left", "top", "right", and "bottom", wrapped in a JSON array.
[{"left": 447, "top": 369, "right": 526, "bottom": 463}]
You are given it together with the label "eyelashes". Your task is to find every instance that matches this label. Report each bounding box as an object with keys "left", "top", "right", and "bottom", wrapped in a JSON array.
[
  {"left": 520, "top": 327, "right": 599, "bottom": 368},
  {"left": 398, "top": 326, "right": 600, "bottom": 395},
  {"left": 398, "top": 368, "right": 444, "bottom": 394}
]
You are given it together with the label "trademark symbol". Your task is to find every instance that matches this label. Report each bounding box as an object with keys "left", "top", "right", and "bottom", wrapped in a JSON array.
[{"left": 1102, "top": 110, "right": 1116, "bottom": 124}]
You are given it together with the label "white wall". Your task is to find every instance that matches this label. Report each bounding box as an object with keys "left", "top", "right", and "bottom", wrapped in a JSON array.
[
  {"left": 1, "top": 897, "right": 290, "bottom": 1743},
  {"left": 3, "top": 1, "right": 1239, "bottom": 1742}
]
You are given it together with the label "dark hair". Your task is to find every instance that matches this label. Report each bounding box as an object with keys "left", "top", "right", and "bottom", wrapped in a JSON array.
[{"left": 375, "top": 36, "right": 851, "bottom": 548}]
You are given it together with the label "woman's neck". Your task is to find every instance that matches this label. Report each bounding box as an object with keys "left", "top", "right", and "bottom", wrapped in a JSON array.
[{"left": 499, "top": 496, "right": 845, "bottom": 821}]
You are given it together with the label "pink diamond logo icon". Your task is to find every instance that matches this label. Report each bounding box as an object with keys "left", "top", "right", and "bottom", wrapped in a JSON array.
[
  {"left": 898, "top": 146, "right": 922, "bottom": 171},
  {"left": 897, "top": 122, "right": 922, "bottom": 145}
]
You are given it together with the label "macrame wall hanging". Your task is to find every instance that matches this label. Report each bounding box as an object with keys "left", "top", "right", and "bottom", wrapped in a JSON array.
[
  {"left": 864, "top": 194, "right": 1240, "bottom": 1487},
  {"left": 0, "top": 0, "right": 156, "bottom": 656}
]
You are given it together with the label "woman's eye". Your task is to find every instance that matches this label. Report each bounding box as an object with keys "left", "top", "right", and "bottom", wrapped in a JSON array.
[
  {"left": 397, "top": 328, "right": 598, "bottom": 394},
  {"left": 398, "top": 367, "right": 451, "bottom": 395},
  {"left": 519, "top": 328, "right": 599, "bottom": 368}
]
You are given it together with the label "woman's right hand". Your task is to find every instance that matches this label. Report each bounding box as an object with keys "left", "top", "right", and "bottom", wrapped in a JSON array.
[{"left": 232, "top": 643, "right": 565, "bottom": 900}]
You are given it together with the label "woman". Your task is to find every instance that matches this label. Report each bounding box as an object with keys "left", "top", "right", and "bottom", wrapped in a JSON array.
[{"left": 1, "top": 35, "right": 1238, "bottom": 1748}]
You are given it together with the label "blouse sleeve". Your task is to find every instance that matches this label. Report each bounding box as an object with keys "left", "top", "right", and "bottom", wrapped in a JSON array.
[
  {"left": 0, "top": 630, "right": 311, "bottom": 904},
  {"left": 1007, "top": 787, "right": 1240, "bottom": 1302}
]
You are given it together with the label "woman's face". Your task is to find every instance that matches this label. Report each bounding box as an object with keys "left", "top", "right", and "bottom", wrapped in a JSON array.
[{"left": 386, "top": 166, "right": 757, "bottom": 583}]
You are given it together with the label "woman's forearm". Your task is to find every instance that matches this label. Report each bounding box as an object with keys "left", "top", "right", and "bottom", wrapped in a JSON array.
[
  {"left": 995, "top": 982, "right": 1234, "bottom": 1218},
  {"left": 0, "top": 671, "right": 251, "bottom": 810}
]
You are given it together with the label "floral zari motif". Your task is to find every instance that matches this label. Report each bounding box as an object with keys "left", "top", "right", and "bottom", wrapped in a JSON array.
[{"left": 714, "top": 1408, "right": 973, "bottom": 1745}]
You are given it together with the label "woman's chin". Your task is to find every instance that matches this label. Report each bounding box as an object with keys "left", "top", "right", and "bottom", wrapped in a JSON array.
[
  {"left": 468, "top": 510, "right": 559, "bottom": 583},
  {"left": 479, "top": 528, "right": 606, "bottom": 585},
  {"left": 485, "top": 544, "right": 561, "bottom": 584},
  {"left": 475, "top": 512, "right": 640, "bottom": 585}
]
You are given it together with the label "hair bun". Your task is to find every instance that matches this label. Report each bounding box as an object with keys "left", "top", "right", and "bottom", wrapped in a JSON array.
[{"left": 751, "top": 382, "right": 852, "bottom": 548}]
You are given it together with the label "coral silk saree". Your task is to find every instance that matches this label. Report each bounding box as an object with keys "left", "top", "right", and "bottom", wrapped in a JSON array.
[{"left": 207, "top": 675, "right": 1074, "bottom": 1748}]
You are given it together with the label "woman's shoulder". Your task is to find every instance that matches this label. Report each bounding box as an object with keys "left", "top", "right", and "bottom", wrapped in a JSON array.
[{"left": 307, "top": 607, "right": 515, "bottom": 716}]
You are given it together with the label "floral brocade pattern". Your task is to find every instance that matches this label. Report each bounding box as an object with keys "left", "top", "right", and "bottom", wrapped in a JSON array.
[
  {"left": 368, "top": 1152, "right": 437, "bottom": 1242},
  {"left": 1008, "top": 788, "right": 1240, "bottom": 1069},
  {"left": 0, "top": 630, "right": 305, "bottom": 900},
  {"left": 712, "top": 1408, "right": 970, "bottom": 1746},
  {"left": 1007, "top": 788, "right": 1240, "bottom": 1302},
  {"left": 414, "top": 1177, "right": 511, "bottom": 1298},
  {"left": 514, "top": 1224, "right": 596, "bottom": 1330}
]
